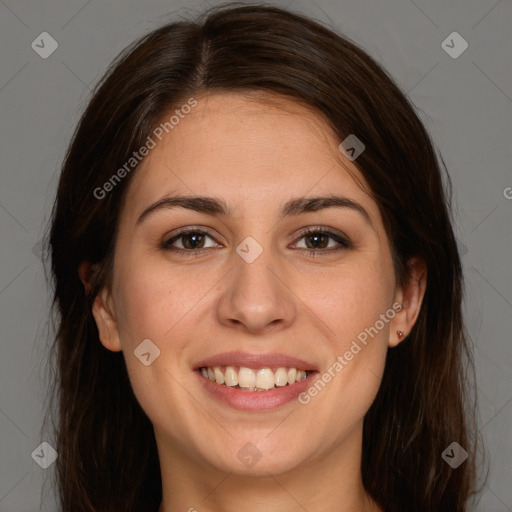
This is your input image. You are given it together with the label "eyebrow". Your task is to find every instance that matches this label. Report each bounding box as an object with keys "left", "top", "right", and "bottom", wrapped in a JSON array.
[{"left": 136, "top": 194, "right": 373, "bottom": 226}]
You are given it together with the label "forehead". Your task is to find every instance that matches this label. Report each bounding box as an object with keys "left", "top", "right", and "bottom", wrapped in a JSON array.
[{"left": 122, "top": 91, "right": 375, "bottom": 222}]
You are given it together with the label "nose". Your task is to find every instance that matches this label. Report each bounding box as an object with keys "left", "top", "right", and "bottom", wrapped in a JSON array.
[{"left": 216, "top": 243, "right": 297, "bottom": 335}]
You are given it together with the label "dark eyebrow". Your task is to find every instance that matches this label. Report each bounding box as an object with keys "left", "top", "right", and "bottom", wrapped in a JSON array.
[
  {"left": 136, "top": 194, "right": 372, "bottom": 226},
  {"left": 280, "top": 196, "right": 372, "bottom": 226},
  {"left": 137, "top": 196, "right": 232, "bottom": 224}
]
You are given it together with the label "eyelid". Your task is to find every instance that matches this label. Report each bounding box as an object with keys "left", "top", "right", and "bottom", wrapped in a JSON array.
[{"left": 293, "top": 225, "right": 350, "bottom": 243}]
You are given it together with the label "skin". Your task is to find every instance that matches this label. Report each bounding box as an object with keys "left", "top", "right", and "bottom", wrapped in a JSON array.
[{"left": 83, "top": 91, "right": 426, "bottom": 512}]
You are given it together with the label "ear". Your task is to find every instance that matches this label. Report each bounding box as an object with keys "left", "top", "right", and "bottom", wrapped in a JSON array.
[
  {"left": 91, "top": 286, "right": 123, "bottom": 352},
  {"left": 79, "top": 261, "right": 122, "bottom": 352},
  {"left": 78, "top": 260, "right": 96, "bottom": 294},
  {"left": 389, "top": 257, "right": 427, "bottom": 348}
]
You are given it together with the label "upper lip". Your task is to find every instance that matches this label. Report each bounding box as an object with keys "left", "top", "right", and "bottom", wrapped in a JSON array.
[{"left": 194, "top": 351, "right": 318, "bottom": 371}]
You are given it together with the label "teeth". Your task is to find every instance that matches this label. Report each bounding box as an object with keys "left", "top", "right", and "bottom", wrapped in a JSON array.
[
  {"left": 274, "top": 367, "right": 288, "bottom": 387},
  {"left": 238, "top": 367, "right": 256, "bottom": 388},
  {"left": 255, "top": 368, "right": 275, "bottom": 390},
  {"left": 200, "top": 365, "right": 311, "bottom": 390},
  {"left": 213, "top": 366, "right": 224, "bottom": 385},
  {"left": 224, "top": 366, "right": 238, "bottom": 386}
]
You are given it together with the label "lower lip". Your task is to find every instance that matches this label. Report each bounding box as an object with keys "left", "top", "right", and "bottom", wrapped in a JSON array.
[{"left": 195, "top": 370, "right": 318, "bottom": 411}]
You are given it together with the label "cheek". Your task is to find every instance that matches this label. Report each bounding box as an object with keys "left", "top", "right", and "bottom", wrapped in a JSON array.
[
  {"left": 112, "top": 257, "right": 197, "bottom": 346},
  {"left": 305, "top": 259, "right": 394, "bottom": 347},
  {"left": 110, "top": 263, "right": 199, "bottom": 432},
  {"left": 297, "top": 260, "right": 392, "bottom": 419}
]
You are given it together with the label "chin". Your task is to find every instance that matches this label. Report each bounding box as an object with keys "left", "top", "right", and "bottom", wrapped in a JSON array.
[{"left": 199, "top": 435, "right": 314, "bottom": 477}]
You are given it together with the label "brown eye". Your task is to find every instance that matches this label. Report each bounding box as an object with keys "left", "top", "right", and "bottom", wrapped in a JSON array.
[
  {"left": 162, "top": 229, "right": 219, "bottom": 255},
  {"left": 303, "top": 232, "right": 330, "bottom": 249},
  {"left": 293, "top": 228, "right": 351, "bottom": 256},
  {"left": 178, "top": 232, "right": 207, "bottom": 249}
]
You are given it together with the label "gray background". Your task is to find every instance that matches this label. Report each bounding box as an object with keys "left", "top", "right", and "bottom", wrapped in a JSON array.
[{"left": 0, "top": 0, "right": 510, "bottom": 510}]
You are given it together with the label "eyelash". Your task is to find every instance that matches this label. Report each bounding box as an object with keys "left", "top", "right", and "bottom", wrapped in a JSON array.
[{"left": 161, "top": 227, "right": 351, "bottom": 258}]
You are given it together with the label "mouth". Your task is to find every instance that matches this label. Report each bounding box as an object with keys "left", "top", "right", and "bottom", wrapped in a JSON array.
[
  {"left": 198, "top": 365, "right": 313, "bottom": 391},
  {"left": 193, "top": 352, "right": 319, "bottom": 411}
]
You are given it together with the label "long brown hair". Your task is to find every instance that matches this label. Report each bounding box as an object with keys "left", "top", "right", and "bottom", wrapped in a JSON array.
[{"left": 44, "top": 3, "right": 482, "bottom": 510}]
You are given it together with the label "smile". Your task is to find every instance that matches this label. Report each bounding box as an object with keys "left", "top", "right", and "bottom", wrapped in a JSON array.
[
  {"left": 193, "top": 352, "right": 319, "bottom": 411},
  {"left": 199, "top": 365, "right": 312, "bottom": 391}
]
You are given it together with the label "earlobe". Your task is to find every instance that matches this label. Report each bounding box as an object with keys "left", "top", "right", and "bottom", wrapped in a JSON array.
[
  {"left": 91, "top": 287, "right": 122, "bottom": 353},
  {"left": 389, "top": 257, "right": 427, "bottom": 348}
]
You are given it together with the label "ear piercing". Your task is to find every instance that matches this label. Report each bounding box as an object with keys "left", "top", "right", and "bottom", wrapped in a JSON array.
[{"left": 397, "top": 331, "right": 404, "bottom": 339}]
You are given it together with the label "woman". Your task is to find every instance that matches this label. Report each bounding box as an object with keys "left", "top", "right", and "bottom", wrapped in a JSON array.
[{"left": 45, "top": 3, "right": 480, "bottom": 511}]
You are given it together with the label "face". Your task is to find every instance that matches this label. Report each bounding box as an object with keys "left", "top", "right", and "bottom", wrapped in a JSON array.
[{"left": 91, "top": 92, "right": 421, "bottom": 478}]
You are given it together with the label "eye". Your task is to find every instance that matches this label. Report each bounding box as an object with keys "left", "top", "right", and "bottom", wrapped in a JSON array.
[
  {"left": 292, "top": 227, "right": 351, "bottom": 257},
  {"left": 162, "top": 228, "right": 219, "bottom": 256},
  {"left": 161, "top": 226, "right": 351, "bottom": 258}
]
